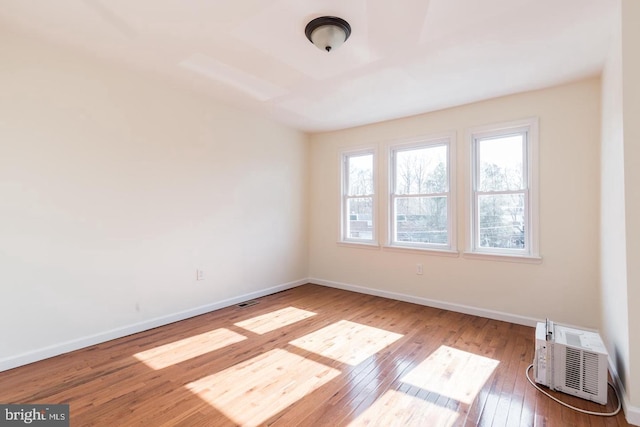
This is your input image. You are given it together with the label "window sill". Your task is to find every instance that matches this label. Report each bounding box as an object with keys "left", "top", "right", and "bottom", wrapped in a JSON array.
[
  {"left": 337, "top": 241, "right": 381, "bottom": 250},
  {"left": 462, "top": 251, "right": 542, "bottom": 264},
  {"left": 383, "top": 245, "right": 460, "bottom": 257}
]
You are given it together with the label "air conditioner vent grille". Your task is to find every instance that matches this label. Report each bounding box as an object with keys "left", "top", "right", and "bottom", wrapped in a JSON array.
[
  {"left": 565, "top": 347, "right": 581, "bottom": 391},
  {"left": 582, "top": 351, "right": 600, "bottom": 395}
]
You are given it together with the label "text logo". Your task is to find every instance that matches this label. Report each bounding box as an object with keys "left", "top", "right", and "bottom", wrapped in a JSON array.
[{"left": 0, "top": 405, "right": 69, "bottom": 427}]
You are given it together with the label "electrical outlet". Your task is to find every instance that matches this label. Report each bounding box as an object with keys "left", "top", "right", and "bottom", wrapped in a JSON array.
[
  {"left": 416, "top": 264, "right": 423, "bottom": 275},
  {"left": 196, "top": 269, "right": 204, "bottom": 281}
]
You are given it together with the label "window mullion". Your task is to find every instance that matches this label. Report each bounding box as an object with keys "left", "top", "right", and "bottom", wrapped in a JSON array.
[
  {"left": 476, "top": 189, "right": 525, "bottom": 196},
  {"left": 393, "top": 192, "right": 449, "bottom": 198}
]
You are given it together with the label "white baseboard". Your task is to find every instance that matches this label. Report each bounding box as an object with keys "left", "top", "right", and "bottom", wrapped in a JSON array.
[
  {"left": 0, "top": 279, "right": 307, "bottom": 373},
  {"left": 609, "top": 358, "right": 640, "bottom": 425},
  {"left": 309, "top": 277, "right": 541, "bottom": 327}
]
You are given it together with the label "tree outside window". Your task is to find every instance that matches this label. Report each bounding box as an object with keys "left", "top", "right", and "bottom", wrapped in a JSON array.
[
  {"left": 342, "top": 151, "right": 375, "bottom": 243},
  {"left": 468, "top": 118, "right": 539, "bottom": 258},
  {"left": 390, "top": 137, "right": 455, "bottom": 251}
]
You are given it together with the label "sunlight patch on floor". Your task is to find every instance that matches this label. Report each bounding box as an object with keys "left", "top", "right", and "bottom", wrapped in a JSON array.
[
  {"left": 186, "top": 348, "right": 340, "bottom": 426},
  {"left": 347, "top": 389, "right": 459, "bottom": 427},
  {"left": 289, "top": 320, "right": 403, "bottom": 366},
  {"left": 133, "top": 328, "right": 247, "bottom": 370},
  {"left": 234, "top": 306, "right": 317, "bottom": 334},
  {"left": 400, "top": 345, "right": 499, "bottom": 405}
]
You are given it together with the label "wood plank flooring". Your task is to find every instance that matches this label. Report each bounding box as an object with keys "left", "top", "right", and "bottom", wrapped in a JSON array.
[{"left": 0, "top": 284, "right": 629, "bottom": 426}]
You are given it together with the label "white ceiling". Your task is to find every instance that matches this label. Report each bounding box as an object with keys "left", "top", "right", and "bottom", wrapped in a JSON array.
[{"left": 0, "top": 0, "right": 616, "bottom": 132}]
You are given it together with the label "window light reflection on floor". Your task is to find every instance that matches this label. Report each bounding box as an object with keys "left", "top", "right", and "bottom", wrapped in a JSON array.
[
  {"left": 234, "top": 306, "right": 317, "bottom": 334},
  {"left": 347, "top": 389, "right": 459, "bottom": 427},
  {"left": 133, "top": 328, "right": 247, "bottom": 370},
  {"left": 186, "top": 348, "right": 340, "bottom": 426},
  {"left": 400, "top": 345, "right": 499, "bottom": 405},
  {"left": 289, "top": 320, "right": 403, "bottom": 366}
]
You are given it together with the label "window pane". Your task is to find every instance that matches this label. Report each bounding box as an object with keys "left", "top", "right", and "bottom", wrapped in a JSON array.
[
  {"left": 478, "top": 135, "right": 524, "bottom": 191},
  {"left": 346, "top": 197, "right": 373, "bottom": 240},
  {"left": 347, "top": 154, "right": 373, "bottom": 196},
  {"left": 395, "top": 145, "right": 447, "bottom": 195},
  {"left": 478, "top": 194, "right": 525, "bottom": 249},
  {"left": 394, "top": 196, "right": 448, "bottom": 244}
]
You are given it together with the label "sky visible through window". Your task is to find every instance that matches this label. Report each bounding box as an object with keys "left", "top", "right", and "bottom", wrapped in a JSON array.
[{"left": 478, "top": 135, "right": 524, "bottom": 191}]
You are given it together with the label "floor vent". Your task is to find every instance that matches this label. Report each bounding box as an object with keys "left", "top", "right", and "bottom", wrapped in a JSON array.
[{"left": 237, "top": 300, "right": 258, "bottom": 308}]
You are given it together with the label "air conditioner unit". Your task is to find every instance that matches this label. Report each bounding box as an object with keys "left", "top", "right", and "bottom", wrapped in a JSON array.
[{"left": 533, "top": 320, "right": 608, "bottom": 405}]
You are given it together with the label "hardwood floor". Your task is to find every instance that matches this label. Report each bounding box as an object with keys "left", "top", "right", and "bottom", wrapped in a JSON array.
[{"left": 0, "top": 284, "right": 629, "bottom": 426}]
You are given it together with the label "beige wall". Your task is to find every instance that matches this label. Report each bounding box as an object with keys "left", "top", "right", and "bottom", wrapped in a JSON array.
[
  {"left": 309, "top": 79, "right": 602, "bottom": 328},
  {"left": 0, "top": 29, "right": 309, "bottom": 366}
]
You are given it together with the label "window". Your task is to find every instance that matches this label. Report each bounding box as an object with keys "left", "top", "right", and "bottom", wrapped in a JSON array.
[
  {"left": 341, "top": 150, "right": 376, "bottom": 244},
  {"left": 468, "top": 118, "right": 539, "bottom": 259},
  {"left": 389, "top": 135, "right": 455, "bottom": 251}
]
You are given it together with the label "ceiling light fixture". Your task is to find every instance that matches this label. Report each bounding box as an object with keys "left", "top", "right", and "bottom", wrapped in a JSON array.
[{"left": 305, "top": 16, "right": 351, "bottom": 53}]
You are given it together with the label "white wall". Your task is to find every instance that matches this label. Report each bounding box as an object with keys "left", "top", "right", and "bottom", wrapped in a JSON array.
[
  {"left": 621, "top": 0, "right": 640, "bottom": 410},
  {"left": 600, "top": 1, "right": 640, "bottom": 420},
  {"left": 0, "top": 29, "right": 309, "bottom": 368},
  {"left": 309, "top": 79, "right": 602, "bottom": 328},
  {"left": 600, "top": 0, "right": 632, "bottom": 407}
]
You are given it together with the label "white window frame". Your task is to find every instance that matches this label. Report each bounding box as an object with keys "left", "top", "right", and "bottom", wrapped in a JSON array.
[
  {"left": 339, "top": 147, "right": 378, "bottom": 246},
  {"left": 387, "top": 133, "right": 457, "bottom": 253},
  {"left": 465, "top": 118, "right": 540, "bottom": 262}
]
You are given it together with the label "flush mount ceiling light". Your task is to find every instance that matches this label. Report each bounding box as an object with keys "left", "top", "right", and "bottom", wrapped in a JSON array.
[{"left": 305, "top": 16, "right": 351, "bottom": 52}]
